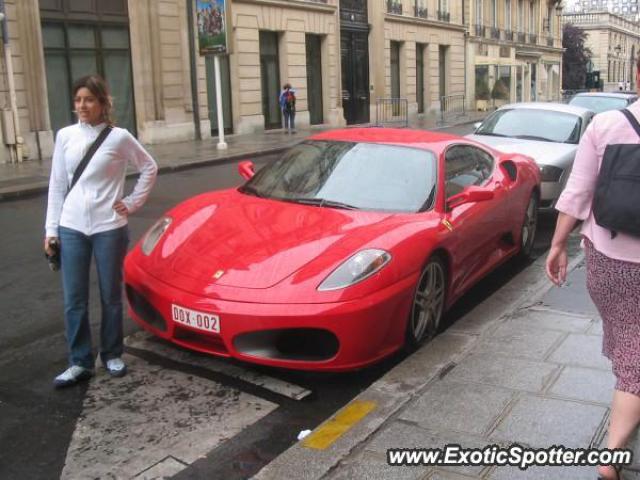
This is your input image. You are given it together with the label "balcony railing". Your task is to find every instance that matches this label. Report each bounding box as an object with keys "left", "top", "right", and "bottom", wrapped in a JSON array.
[
  {"left": 414, "top": 4, "right": 428, "bottom": 18},
  {"left": 490, "top": 27, "right": 500, "bottom": 39},
  {"left": 547, "top": 36, "right": 554, "bottom": 47},
  {"left": 504, "top": 30, "right": 513, "bottom": 40},
  {"left": 387, "top": 0, "right": 402, "bottom": 14},
  {"left": 528, "top": 33, "right": 537, "bottom": 44},
  {"left": 517, "top": 32, "right": 526, "bottom": 43},
  {"left": 437, "top": 10, "right": 450, "bottom": 21},
  {"left": 474, "top": 24, "right": 486, "bottom": 37}
]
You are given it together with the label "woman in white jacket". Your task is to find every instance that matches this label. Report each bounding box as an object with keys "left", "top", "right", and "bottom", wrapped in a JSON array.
[{"left": 44, "top": 75, "right": 157, "bottom": 388}]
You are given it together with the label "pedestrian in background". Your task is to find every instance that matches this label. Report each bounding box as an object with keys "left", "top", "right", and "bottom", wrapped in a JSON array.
[
  {"left": 546, "top": 64, "right": 640, "bottom": 480},
  {"left": 279, "top": 83, "right": 296, "bottom": 134},
  {"left": 44, "top": 75, "right": 158, "bottom": 388}
]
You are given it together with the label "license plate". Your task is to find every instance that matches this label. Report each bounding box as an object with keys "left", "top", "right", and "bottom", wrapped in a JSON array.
[{"left": 171, "top": 304, "right": 220, "bottom": 333}]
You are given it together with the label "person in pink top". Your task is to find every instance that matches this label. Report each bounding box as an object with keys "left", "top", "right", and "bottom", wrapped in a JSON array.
[{"left": 547, "top": 67, "right": 640, "bottom": 480}]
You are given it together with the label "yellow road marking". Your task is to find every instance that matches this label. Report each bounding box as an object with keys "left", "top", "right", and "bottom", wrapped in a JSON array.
[{"left": 302, "top": 400, "right": 377, "bottom": 450}]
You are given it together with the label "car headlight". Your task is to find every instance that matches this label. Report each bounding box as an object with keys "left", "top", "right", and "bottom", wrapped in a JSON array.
[
  {"left": 141, "top": 217, "right": 172, "bottom": 255},
  {"left": 317, "top": 249, "right": 392, "bottom": 291},
  {"left": 539, "top": 165, "right": 564, "bottom": 182}
]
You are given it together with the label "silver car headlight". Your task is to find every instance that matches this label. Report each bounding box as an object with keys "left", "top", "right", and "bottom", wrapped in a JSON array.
[
  {"left": 539, "top": 165, "right": 564, "bottom": 182},
  {"left": 141, "top": 217, "right": 172, "bottom": 255},
  {"left": 317, "top": 249, "right": 391, "bottom": 291}
]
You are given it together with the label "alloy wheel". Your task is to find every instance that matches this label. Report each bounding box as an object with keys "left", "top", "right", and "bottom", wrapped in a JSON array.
[
  {"left": 408, "top": 258, "right": 445, "bottom": 346},
  {"left": 520, "top": 193, "right": 539, "bottom": 258}
]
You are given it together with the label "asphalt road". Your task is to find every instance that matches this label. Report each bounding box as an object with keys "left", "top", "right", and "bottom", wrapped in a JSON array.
[{"left": 0, "top": 124, "right": 558, "bottom": 480}]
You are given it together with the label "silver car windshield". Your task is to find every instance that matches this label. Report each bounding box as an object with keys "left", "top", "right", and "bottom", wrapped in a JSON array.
[
  {"left": 476, "top": 108, "right": 582, "bottom": 144},
  {"left": 240, "top": 140, "right": 437, "bottom": 212},
  {"left": 569, "top": 95, "right": 629, "bottom": 114}
]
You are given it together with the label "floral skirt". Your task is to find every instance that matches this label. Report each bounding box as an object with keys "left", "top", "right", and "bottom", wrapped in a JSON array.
[{"left": 585, "top": 238, "right": 640, "bottom": 396}]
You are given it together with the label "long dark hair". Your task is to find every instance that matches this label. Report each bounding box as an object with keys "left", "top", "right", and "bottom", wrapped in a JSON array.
[{"left": 72, "top": 75, "right": 114, "bottom": 125}]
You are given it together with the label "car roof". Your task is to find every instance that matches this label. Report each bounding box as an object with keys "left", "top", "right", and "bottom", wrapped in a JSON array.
[
  {"left": 308, "top": 127, "right": 462, "bottom": 149},
  {"left": 496, "top": 102, "right": 591, "bottom": 116},
  {"left": 572, "top": 91, "right": 637, "bottom": 98}
]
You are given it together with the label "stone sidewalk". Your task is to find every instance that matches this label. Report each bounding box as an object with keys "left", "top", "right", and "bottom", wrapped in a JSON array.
[
  {"left": 254, "top": 238, "right": 640, "bottom": 480},
  {"left": 0, "top": 110, "right": 487, "bottom": 201}
]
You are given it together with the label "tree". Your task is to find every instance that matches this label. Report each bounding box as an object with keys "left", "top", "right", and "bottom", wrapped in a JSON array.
[{"left": 562, "top": 23, "right": 593, "bottom": 90}]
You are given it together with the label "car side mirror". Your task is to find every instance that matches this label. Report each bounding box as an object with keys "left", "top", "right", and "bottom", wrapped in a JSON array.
[
  {"left": 447, "top": 186, "right": 494, "bottom": 210},
  {"left": 238, "top": 161, "right": 255, "bottom": 180}
]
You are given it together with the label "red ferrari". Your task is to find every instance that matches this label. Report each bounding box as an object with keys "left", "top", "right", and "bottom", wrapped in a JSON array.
[{"left": 124, "top": 128, "right": 540, "bottom": 371}]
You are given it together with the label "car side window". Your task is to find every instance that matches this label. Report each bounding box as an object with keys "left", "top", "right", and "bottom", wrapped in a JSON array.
[{"left": 444, "top": 146, "right": 494, "bottom": 199}]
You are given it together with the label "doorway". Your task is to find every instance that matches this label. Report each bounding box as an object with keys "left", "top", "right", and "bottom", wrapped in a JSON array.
[
  {"left": 306, "top": 34, "right": 324, "bottom": 125},
  {"left": 260, "top": 31, "right": 281, "bottom": 129},
  {"left": 416, "top": 43, "right": 426, "bottom": 114},
  {"left": 341, "top": 30, "right": 370, "bottom": 124}
]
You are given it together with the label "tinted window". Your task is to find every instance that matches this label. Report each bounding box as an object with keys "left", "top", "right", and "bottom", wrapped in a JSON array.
[
  {"left": 445, "top": 145, "right": 494, "bottom": 198},
  {"left": 240, "top": 140, "right": 437, "bottom": 212},
  {"left": 569, "top": 95, "right": 630, "bottom": 113},
  {"left": 476, "top": 108, "right": 582, "bottom": 144}
]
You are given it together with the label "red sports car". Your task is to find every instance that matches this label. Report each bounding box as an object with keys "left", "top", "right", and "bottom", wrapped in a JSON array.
[{"left": 124, "top": 128, "right": 540, "bottom": 371}]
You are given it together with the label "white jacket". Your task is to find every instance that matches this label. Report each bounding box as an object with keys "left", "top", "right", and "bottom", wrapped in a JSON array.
[{"left": 45, "top": 121, "right": 158, "bottom": 237}]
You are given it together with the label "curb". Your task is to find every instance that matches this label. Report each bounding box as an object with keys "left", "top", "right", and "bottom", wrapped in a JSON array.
[{"left": 253, "top": 241, "right": 585, "bottom": 480}]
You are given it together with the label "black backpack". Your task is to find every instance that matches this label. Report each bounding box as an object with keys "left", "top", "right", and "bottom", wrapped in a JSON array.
[{"left": 592, "top": 108, "right": 640, "bottom": 238}]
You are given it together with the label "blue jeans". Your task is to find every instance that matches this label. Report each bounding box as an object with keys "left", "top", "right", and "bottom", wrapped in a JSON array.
[
  {"left": 283, "top": 109, "right": 295, "bottom": 132},
  {"left": 59, "top": 225, "right": 129, "bottom": 369}
]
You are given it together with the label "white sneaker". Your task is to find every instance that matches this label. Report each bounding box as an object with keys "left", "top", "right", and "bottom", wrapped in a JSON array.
[
  {"left": 105, "top": 358, "right": 127, "bottom": 377},
  {"left": 53, "top": 365, "right": 93, "bottom": 388}
]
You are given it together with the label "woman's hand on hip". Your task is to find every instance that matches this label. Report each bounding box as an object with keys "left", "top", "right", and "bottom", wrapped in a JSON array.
[
  {"left": 113, "top": 201, "right": 129, "bottom": 216},
  {"left": 545, "top": 243, "right": 568, "bottom": 286}
]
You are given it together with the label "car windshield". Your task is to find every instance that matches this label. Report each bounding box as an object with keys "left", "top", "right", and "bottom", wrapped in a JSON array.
[
  {"left": 239, "top": 140, "right": 437, "bottom": 212},
  {"left": 568, "top": 95, "right": 630, "bottom": 113},
  {"left": 475, "top": 108, "right": 582, "bottom": 144}
]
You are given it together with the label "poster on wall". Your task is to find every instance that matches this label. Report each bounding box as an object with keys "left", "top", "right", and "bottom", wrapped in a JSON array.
[{"left": 197, "top": 0, "right": 227, "bottom": 54}]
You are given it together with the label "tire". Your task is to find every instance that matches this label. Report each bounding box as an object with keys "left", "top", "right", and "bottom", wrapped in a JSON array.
[
  {"left": 405, "top": 255, "right": 447, "bottom": 350},
  {"left": 518, "top": 192, "right": 539, "bottom": 260}
]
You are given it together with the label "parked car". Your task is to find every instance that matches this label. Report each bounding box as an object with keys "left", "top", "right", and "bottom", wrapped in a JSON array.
[
  {"left": 467, "top": 102, "right": 594, "bottom": 210},
  {"left": 124, "top": 128, "right": 540, "bottom": 372},
  {"left": 568, "top": 91, "right": 638, "bottom": 113}
]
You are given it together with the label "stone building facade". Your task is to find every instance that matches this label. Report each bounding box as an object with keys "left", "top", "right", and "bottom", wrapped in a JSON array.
[
  {"left": 466, "top": 0, "right": 564, "bottom": 112},
  {"left": 0, "top": 0, "right": 562, "bottom": 165},
  {"left": 563, "top": 11, "right": 640, "bottom": 91}
]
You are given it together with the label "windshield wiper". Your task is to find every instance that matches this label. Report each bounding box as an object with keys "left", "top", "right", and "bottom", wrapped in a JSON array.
[
  {"left": 513, "top": 134, "right": 554, "bottom": 142},
  {"left": 284, "top": 197, "right": 359, "bottom": 210},
  {"left": 475, "top": 131, "right": 509, "bottom": 137},
  {"left": 239, "top": 185, "right": 267, "bottom": 198}
]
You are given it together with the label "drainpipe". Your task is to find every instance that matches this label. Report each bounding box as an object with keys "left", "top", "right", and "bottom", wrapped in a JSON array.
[
  {"left": 186, "top": 0, "right": 202, "bottom": 141},
  {"left": 0, "top": 0, "right": 22, "bottom": 163},
  {"left": 462, "top": 0, "right": 467, "bottom": 112}
]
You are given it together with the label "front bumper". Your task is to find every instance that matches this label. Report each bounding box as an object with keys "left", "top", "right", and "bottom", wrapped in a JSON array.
[{"left": 124, "top": 260, "right": 418, "bottom": 372}]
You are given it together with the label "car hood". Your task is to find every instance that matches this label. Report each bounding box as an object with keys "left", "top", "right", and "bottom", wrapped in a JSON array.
[
  {"left": 466, "top": 134, "right": 577, "bottom": 167},
  {"left": 156, "top": 190, "right": 403, "bottom": 289}
]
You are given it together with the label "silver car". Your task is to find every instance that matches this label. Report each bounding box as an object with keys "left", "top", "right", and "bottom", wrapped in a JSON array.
[
  {"left": 568, "top": 91, "right": 637, "bottom": 114},
  {"left": 466, "top": 103, "right": 594, "bottom": 210}
]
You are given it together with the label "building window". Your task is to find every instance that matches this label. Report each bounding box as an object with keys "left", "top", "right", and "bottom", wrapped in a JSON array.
[
  {"left": 492, "top": 0, "right": 497, "bottom": 27},
  {"left": 529, "top": 1, "right": 535, "bottom": 33},
  {"left": 41, "top": 22, "right": 135, "bottom": 135},
  {"left": 506, "top": 0, "right": 512, "bottom": 31},
  {"left": 476, "top": 0, "right": 483, "bottom": 27},
  {"left": 518, "top": 0, "right": 524, "bottom": 32}
]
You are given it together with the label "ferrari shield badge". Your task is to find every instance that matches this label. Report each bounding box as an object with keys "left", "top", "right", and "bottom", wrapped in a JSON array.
[
  {"left": 442, "top": 219, "right": 454, "bottom": 231},
  {"left": 213, "top": 270, "right": 225, "bottom": 280}
]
